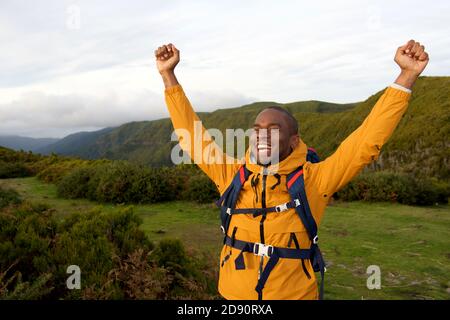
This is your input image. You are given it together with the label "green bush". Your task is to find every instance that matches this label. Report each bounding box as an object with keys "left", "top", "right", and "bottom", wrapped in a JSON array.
[
  {"left": 54, "top": 162, "right": 221, "bottom": 205},
  {"left": 0, "top": 202, "right": 216, "bottom": 299},
  {"left": 336, "top": 171, "right": 449, "bottom": 205},
  {"left": 183, "top": 174, "right": 219, "bottom": 203},
  {"left": 92, "top": 162, "right": 136, "bottom": 203},
  {"left": 0, "top": 187, "right": 22, "bottom": 209},
  {"left": 0, "top": 202, "right": 57, "bottom": 290},
  {"left": 151, "top": 239, "right": 190, "bottom": 276},
  {"left": 149, "top": 239, "right": 214, "bottom": 299},
  {"left": 57, "top": 162, "right": 178, "bottom": 204},
  {"left": 37, "top": 159, "right": 83, "bottom": 183},
  {"left": 128, "top": 168, "right": 173, "bottom": 203},
  {"left": 0, "top": 147, "right": 43, "bottom": 164},
  {"left": 56, "top": 166, "right": 95, "bottom": 199},
  {"left": 1, "top": 146, "right": 220, "bottom": 205},
  {"left": 0, "top": 161, "right": 32, "bottom": 179},
  {"left": 161, "top": 165, "right": 201, "bottom": 201}
]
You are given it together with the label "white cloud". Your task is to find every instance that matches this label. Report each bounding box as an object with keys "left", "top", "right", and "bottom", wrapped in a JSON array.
[{"left": 0, "top": 0, "right": 449, "bottom": 137}]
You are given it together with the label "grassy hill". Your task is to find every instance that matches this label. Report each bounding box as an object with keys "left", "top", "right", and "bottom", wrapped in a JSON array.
[{"left": 27, "top": 76, "right": 450, "bottom": 181}]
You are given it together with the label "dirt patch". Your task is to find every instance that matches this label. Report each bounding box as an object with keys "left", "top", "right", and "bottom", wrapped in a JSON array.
[{"left": 330, "top": 229, "right": 349, "bottom": 237}]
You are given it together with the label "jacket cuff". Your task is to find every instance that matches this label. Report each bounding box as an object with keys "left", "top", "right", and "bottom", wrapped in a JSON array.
[
  {"left": 164, "top": 84, "right": 183, "bottom": 95},
  {"left": 390, "top": 83, "right": 412, "bottom": 94},
  {"left": 385, "top": 86, "right": 411, "bottom": 100}
]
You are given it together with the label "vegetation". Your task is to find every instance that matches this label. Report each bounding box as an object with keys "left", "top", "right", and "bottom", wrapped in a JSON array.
[
  {"left": 0, "top": 197, "right": 217, "bottom": 299},
  {"left": 0, "top": 81, "right": 449, "bottom": 300},
  {"left": 0, "top": 186, "right": 22, "bottom": 209},
  {"left": 54, "top": 161, "right": 218, "bottom": 204},
  {"left": 1, "top": 177, "right": 449, "bottom": 300},
  {"left": 1, "top": 144, "right": 448, "bottom": 206},
  {"left": 35, "top": 77, "right": 449, "bottom": 184},
  {"left": 336, "top": 171, "right": 449, "bottom": 205}
]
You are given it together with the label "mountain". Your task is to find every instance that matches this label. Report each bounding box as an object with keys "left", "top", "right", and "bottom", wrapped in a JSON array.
[
  {"left": 37, "top": 101, "right": 357, "bottom": 165},
  {"left": 36, "top": 127, "right": 115, "bottom": 156},
  {"left": 0, "top": 135, "right": 59, "bottom": 152},
  {"left": 35, "top": 76, "right": 450, "bottom": 181}
]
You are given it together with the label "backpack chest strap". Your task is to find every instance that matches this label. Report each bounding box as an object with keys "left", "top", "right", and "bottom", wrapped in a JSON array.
[
  {"left": 221, "top": 198, "right": 301, "bottom": 217},
  {"left": 224, "top": 235, "right": 311, "bottom": 260},
  {"left": 223, "top": 235, "right": 315, "bottom": 299}
]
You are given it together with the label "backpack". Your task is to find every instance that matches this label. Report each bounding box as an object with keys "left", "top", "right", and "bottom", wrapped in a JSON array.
[{"left": 215, "top": 147, "right": 327, "bottom": 299}]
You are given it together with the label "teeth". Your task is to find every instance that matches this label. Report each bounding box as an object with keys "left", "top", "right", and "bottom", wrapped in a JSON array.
[{"left": 257, "top": 144, "right": 270, "bottom": 150}]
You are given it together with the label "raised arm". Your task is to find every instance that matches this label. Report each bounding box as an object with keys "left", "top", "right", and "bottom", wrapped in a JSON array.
[
  {"left": 155, "top": 43, "right": 240, "bottom": 193},
  {"left": 307, "top": 40, "right": 429, "bottom": 196}
]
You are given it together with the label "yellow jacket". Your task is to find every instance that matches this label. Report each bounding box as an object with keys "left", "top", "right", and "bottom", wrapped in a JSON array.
[{"left": 164, "top": 84, "right": 410, "bottom": 299}]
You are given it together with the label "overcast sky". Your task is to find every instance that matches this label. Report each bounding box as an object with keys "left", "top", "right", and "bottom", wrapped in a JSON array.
[{"left": 0, "top": 0, "right": 449, "bottom": 138}]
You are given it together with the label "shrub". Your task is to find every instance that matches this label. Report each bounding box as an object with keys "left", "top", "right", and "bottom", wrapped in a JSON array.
[
  {"left": 56, "top": 166, "right": 95, "bottom": 199},
  {"left": 57, "top": 162, "right": 177, "bottom": 204},
  {"left": 128, "top": 168, "right": 173, "bottom": 203},
  {"left": 37, "top": 159, "right": 84, "bottom": 183},
  {"left": 336, "top": 171, "right": 449, "bottom": 205},
  {"left": 0, "top": 202, "right": 215, "bottom": 299},
  {"left": 149, "top": 239, "right": 215, "bottom": 299},
  {"left": 0, "top": 187, "right": 22, "bottom": 209},
  {"left": 150, "top": 239, "right": 190, "bottom": 276},
  {"left": 183, "top": 175, "right": 219, "bottom": 203},
  {"left": 0, "top": 161, "right": 32, "bottom": 179},
  {"left": 42, "top": 157, "right": 219, "bottom": 206},
  {"left": 92, "top": 162, "right": 143, "bottom": 204}
]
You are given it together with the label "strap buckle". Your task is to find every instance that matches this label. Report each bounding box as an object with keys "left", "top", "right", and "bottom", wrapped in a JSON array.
[
  {"left": 275, "top": 203, "right": 288, "bottom": 212},
  {"left": 220, "top": 226, "right": 225, "bottom": 234},
  {"left": 294, "top": 199, "right": 301, "bottom": 207},
  {"left": 226, "top": 207, "right": 232, "bottom": 216},
  {"left": 253, "top": 243, "right": 274, "bottom": 257},
  {"left": 313, "top": 235, "right": 319, "bottom": 244}
]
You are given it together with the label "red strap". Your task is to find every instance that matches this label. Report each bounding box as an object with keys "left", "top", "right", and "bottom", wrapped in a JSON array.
[
  {"left": 239, "top": 166, "right": 245, "bottom": 184},
  {"left": 287, "top": 169, "right": 303, "bottom": 189},
  {"left": 307, "top": 147, "right": 317, "bottom": 153}
]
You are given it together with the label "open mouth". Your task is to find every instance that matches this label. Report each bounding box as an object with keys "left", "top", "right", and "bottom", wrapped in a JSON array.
[{"left": 257, "top": 144, "right": 271, "bottom": 152}]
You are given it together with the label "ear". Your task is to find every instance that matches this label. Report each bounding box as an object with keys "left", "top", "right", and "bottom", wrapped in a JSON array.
[{"left": 290, "top": 134, "right": 300, "bottom": 150}]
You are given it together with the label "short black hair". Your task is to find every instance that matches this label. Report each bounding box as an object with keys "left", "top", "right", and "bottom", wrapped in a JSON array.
[{"left": 262, "top": 106, "right": 299, "bottom": 135}]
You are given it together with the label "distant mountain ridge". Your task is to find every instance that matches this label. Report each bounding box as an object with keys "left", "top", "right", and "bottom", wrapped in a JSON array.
[
  {"left": 0, "top": 135, "right": 59, "bottom": 152},
  {"left": 36, "top": 127, "right": 114, "bottom": 156},
  {"left": 3, "top": 76, "right": 448, "bottom": 181}
]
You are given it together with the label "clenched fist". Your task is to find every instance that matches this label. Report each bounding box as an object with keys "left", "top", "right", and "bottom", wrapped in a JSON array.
[
  {"left": 394, "top": 40, "right": 429, "bottom": 89},
  {"left": 155, "top": 43, "right": 180, "bottom": 74},
  {"left": 395, "top": 40, "right": 429, "bottom": 76}
]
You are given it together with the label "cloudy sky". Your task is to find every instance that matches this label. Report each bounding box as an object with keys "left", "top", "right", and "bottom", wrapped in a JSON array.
[{"left": 0, "top": 0, "right": 449, "bottom": 138}]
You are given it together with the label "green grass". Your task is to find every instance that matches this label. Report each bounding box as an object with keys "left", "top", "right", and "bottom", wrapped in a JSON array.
[
  {"left": 1, "top": 177, "right": 449, "bottom": 300},
  {"left": 319, "top": 201, "right": 450, "bottom": 299},
  {"left": 0, "top": 177, "right": 223, "bottom": 253}
]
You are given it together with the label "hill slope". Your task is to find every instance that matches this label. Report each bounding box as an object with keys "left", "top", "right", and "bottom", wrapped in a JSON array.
[
  {"left": 36, "top": 127, "right": 115, "bottom": 156},
  {"left": 36, "top": 76, "right": 450, "bottom": 181},
  {"left": 0, "top": 135, "right": 59, "bottom": 152}
]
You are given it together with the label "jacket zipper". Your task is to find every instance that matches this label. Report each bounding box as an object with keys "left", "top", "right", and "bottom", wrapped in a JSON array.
[
  {"left": 258, "top": 169, "right": 268, "bottom": 284},
  {"left": 260, "top": 172, "right": 267, "bottom": 243}
]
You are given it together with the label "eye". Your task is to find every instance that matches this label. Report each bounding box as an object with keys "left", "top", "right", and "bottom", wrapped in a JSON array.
[{"left": 269, "top": 127, "right": 280, "bottom": 133}]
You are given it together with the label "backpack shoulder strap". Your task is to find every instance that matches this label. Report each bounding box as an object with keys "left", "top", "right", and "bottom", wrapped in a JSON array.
[
  {"left": 216, "top": 165, "right": 252, "bottom": 235},
  {"left": 287, "top": 164, "right": 326, "bottom": 300},
  {"left": 286, "top": 165, "right": 318, "bottom": 243},
  {"left": 307, "top": 147, "right": 321, "bottom": 163}
]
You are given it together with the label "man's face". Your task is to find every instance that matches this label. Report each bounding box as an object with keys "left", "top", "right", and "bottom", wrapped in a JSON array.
[{"left": 250, "top": 109, "right": 298, "bottom": 165}]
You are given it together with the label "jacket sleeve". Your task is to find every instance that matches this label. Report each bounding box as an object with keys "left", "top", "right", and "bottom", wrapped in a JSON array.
[
  {"left": 307, "top": 86, "right": 411, "bottom": 196},
  {"left": 164, "top": 84, "right": 241, "bottom": 193}
]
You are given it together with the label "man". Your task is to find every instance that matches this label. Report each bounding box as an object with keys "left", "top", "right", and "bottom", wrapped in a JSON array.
[{"left": 154, "top": 40, "right": 429, "bottom": 300}]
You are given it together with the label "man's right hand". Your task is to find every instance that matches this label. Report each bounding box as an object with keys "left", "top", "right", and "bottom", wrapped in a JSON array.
[{"left": 155, "top": 43, "right": 180, "bottom": 75}]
